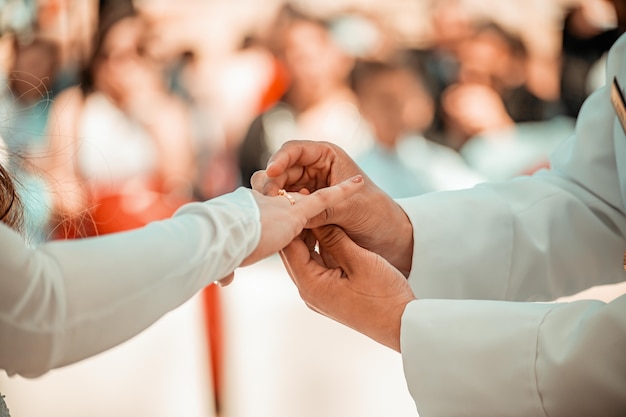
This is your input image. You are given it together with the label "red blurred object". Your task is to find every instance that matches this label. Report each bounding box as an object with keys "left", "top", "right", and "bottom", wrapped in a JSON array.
[{"left": 257, "top": 57, "right": 290, "bottom": 113}]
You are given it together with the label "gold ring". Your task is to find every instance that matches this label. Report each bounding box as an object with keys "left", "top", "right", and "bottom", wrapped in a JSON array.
[{"left": 278, "top": 189, "right": 296, "bottom": 205}]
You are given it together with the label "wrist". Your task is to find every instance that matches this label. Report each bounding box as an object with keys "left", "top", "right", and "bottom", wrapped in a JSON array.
[
  {"left": 375, "top": 296, "right": 416, "bottom": 353},
  {"left": 381, "top": 199, "right": 414, "bottom": 277}
]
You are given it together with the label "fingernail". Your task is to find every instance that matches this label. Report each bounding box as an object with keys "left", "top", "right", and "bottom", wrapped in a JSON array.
[{"left": 351, "top": 175, "right": 363, "bottom": 183}]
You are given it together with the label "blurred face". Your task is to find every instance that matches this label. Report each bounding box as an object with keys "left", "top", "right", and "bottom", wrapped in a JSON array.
[
  {"left": 456, "top": 30, "right": 524, "bottom": 89},
  {"left": 457, "top": 31, "right": 507, "bottom": 86},
  {"left": 431, "top": 0, "right": 473, "bottom": 50},
  {"left": 283, "top": 20, "right": 351, "bottom": 89},
  {"left": 609, "top": 0, "right": 626, "bottom": 28},
  {"left": 93, "top": 17, "right": 161, "bottom": 102},
  {"left": 97, "top": 17, "right": 145, "bottom": 67},
  {"left": 357, "top": 69, "right": 434, "bottom": 147},
  {"left": 10, "top": 41, "right": 58, "bottom": 103}
]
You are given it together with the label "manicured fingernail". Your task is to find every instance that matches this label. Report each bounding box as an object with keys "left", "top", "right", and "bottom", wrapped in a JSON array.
[{"left": 351, "top": 175, "right": 363, "bottom": 183}]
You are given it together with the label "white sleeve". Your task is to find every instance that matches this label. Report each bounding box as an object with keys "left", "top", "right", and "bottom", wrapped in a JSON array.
[
  {"left": 401, "top": 295, "right": 626, "bottom": 417},
  {"left": 0, "top": 187, "right": 260, "bottom": 377},
  {"left": 396, "top": 173, "right": 626, "bottom": 302}
]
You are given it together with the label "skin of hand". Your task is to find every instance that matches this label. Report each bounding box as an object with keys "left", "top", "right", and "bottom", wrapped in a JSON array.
[
  {"left": 212, "top": 175, "right": 364, "bottom": 289},
  {"left": 217, "top": 176, "right": 364, "bottom": 286},
  {"left": 250, "top": 140, "right": 415, "bottom": 277},
  {"left": 280, "top": 225, "right": 416, "bottom": 352}
]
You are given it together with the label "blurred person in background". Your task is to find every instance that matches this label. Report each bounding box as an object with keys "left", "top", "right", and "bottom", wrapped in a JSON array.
[
  {"left": 443, "top": 21, "right": 562, "bottom": 147},
  {"left": 138, "top": 4, "right": 250, "bottom": 202},
  {"left": 41, "top": 2, "right": 195, "bottom": 237},
  {"left": 188, "top": 35, "right": 280, "bottom": 200},
  {"left": 0, "top": 33, "right": 61, "bottom": 243},
  {"left": 351, "top": 55, "right": 484, "bottom": 198},
  {"left": 0, "top": 0, "right": 90, "bottom": 246},
  {"left": 33, "top": 0, "right": 97, "bottom": 93},
  {"left": 454, "top": 22, "right": 561, "bottom": 124},
  {"left": 237, "top": 4, "right": 370, "bottom": 187},
  {"left": 442, "top": 20, "right": 575, "bottom": 181},
  {"left": 560, "top": 0, "right": 626, "bottom": 118},
  {"left": 410, "top": 0, "right": 477, "bottom": 145}
]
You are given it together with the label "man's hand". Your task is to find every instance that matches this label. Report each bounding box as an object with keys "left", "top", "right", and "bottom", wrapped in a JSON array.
[
  {"left": 241, "top": 174, "right": 364, "bottom": 268},
  {"left": 251, "top": 140, "right": 415, "bottom": 276},
  {"left": 281, "top": 225, "right": 416, "bottom": 352}
]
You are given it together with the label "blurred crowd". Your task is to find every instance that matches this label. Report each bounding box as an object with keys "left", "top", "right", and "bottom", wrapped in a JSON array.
[{"left": 0, "top": 0, "right": 623, "bottom": 242}]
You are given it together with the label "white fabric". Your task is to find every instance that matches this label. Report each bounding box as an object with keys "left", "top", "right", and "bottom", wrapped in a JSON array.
[
  {"left": 76, "top": 92, "right": 158, "bottom": 188},
  {"left": 460, "top": 116, "right": 575, "bottom": 181},
  {"left": 262, "top": 101, "right": 372, "bottom": 159},
  {"left": 397, "top": 34, "right": 626, "bottom": 416},
  {"left": 0, "top": 187, "right": 260, "bottom": 377},
  {"left": 357, "top": 133, "right": 485, "bottom": 198}
]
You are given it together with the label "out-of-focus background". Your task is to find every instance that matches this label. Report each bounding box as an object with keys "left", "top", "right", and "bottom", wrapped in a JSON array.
[{"left": 0, "top": 0, "right": 624, "bottom": 416}]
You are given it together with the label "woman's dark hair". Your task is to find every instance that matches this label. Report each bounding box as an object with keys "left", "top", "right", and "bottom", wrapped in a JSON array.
[
  {"left": 80, "top": 0, "right": 137, "bottom": 95},
  {"left": 0, "top": 162, "right": 24, "bottom": 233}
]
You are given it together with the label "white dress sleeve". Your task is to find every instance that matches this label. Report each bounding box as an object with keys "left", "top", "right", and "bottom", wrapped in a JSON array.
[
  {"left": 396, "top": 35, "right": 626, "bottom": 415},
  {"left": 0, "top": 187, "right": 260, "bottom": 377}
]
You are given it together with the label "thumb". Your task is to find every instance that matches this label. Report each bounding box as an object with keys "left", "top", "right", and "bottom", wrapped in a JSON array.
[{"left": 312, "top": 225, "right": 365, "bottom": 277}]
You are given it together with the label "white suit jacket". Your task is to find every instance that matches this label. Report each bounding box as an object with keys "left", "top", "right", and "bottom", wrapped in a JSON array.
[{"left": 397, "top": 35, "right": 626, "bottom": 416}]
